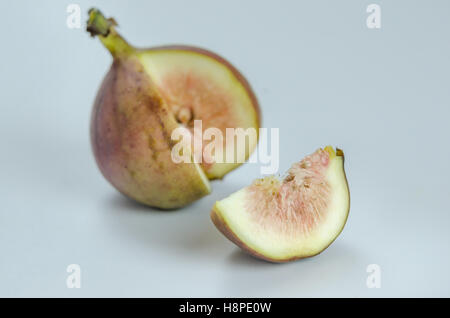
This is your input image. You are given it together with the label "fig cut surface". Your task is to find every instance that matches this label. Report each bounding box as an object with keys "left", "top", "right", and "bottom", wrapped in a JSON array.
[{"left": 211, "top": 146, "right": 350, "bottom": 262}]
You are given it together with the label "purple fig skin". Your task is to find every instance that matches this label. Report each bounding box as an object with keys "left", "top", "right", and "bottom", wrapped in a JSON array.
[{"left": 91, "top": 56, "right": 210, "bottom": 209}]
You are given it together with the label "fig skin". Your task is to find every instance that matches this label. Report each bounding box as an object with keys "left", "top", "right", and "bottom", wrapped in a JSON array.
[
  {"left": 87, "top": 9, "right": 260, "bottom": 208},
  {"left": 210, "top": 199, "right": 348, "bottom": 263},
  {"left": 91, "top": 56, "right": 211, "bottom": 209},
  {"left": 210, "top": 206, "right": 286, "bottom": 263}
]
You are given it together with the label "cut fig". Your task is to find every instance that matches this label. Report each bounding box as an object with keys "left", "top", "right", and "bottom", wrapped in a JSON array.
[
  {"left": 211, "top": 146, "right": 350, "bottom": 262},
  {"left": 138, "top": 47, "right": 260, "bottom": 179},
  {"left": 87, "top": 9, "right": 260, "bottom": 208}
]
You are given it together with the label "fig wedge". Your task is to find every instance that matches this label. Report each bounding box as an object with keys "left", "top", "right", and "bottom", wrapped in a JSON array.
[{"left": 211, "top": 146, "right": 350, "bottom": 262}]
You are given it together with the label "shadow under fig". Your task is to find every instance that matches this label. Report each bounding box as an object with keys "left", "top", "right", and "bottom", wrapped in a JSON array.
[
  {"left": 103, "top": 181, "right": 243, "bottom": 259},
  {"left": 227, "top": 250, "right": 281, "bottom": 267},
  {"left": 219, "top": 241, "right": 362, "bottom": 296}
]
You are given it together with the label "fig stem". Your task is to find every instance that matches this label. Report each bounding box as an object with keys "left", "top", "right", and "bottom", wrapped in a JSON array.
[{"left": 86, "top": 8, "right": 134, "bottom": 57}]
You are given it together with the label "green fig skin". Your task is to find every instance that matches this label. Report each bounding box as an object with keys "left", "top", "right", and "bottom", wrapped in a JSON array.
[{"left": 91, "top": 55, "right": 211, "bottom": 209}]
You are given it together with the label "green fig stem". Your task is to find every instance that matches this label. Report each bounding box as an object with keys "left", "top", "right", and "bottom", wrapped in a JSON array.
[{"left": 86, "top": 8, "right": 134, "bottom": 57}]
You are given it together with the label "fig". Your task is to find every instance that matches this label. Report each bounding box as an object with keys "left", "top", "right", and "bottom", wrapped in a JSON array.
[
  {"left": 211, "top": 146, "right": 350, "bottom": 262},
  {"left": 87, "top": 9, "right": 260, "bottom": 209}
]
